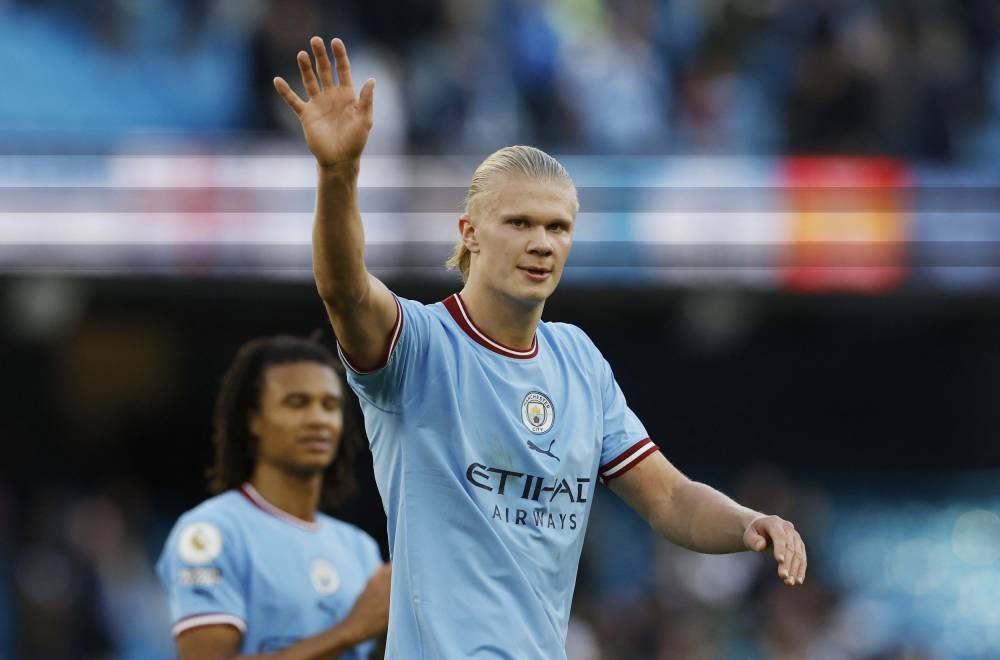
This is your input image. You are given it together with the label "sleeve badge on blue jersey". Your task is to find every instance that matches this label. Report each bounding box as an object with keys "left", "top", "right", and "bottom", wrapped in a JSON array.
[
  {"left": 310, "top": 558, "right": 341, "bottom": 595},
  {"left": 178, "top": 522, "right": 223, "bottom": 564}
]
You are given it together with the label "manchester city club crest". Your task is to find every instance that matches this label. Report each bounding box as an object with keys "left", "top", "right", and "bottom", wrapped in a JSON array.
[
  {"left": 521, "top": 391, "right": 554, "bottom": 435},
  {"left": 310, "top": 558, "right": 341, "bottom": 595}
]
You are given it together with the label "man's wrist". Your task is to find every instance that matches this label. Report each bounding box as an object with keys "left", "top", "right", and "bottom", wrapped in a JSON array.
[
  {"left": 321, "top": 619, "right": 362, "bottom": 653},
  {"left": 742, "top": 511, "right": 766, "bottom": 535},
  {"left": 317, "top": 160, "right": 361, "bottom": 180}
]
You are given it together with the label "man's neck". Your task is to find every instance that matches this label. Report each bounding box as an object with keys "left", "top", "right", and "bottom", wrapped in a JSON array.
[
  {"left": 458, "top": 284, "right": 543, "bottom": 350},
  {"left": 248, "top": 466, "right": 322, "bottom": 522}
]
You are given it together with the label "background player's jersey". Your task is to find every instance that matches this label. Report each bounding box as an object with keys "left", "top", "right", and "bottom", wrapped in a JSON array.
[
  {"left": 155, "top": 484, "right": 382, "bottom": 657},
  {"left": 342, "top": 294, "right": 658, "bottom": 659}
]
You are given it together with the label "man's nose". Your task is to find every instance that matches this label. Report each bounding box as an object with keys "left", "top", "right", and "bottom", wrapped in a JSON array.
[
  {"left": 526, "top": 226, "right": 553, "bottom": 255},
  {"left": 305, "top": 403, "right": 335, "bottom": 425}
]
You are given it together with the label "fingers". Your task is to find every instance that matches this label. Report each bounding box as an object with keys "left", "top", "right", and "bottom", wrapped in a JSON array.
[
  {"left": 795, "top": 534, "right": 808, "bottom": 583},
  {"left": 280, "top": 37, "right": 363, "bottom": 118},
  {"left": 310, "top": 36, "right": 334, "bottom": 89},
  {"left": 297, "top": 50, "right": 321, "bottom": 98},
  {"left": 771, "top": 532, "right": 793, "bottom": 583},
  {"left": 332, "top": 37, "right": 354, "bottom": 88},
  {"left": 272, "top": 77, "right": 305, "bottom": 115},
  {"left": 753, "top": 516, "right": 806, "bottom": 587},
  {"left": 785, "top": 541, "right": 800, "bottom": 586},
  {"left": 359, "top": 78, "right": 375, "bottom": 119},
  {"left": 773, "top": 524, "right": 805, "bottom": 587}
]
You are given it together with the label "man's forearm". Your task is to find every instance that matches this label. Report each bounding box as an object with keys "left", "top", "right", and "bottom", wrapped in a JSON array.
[
  {"left": 651, "top": 480, "right": 761, "bottom": 554},
  {"left": 234, "top": 619, "right": 360, "bottom": 660},
  {"left": 312, "top": 161, "right": 369, "bottom": 307}
]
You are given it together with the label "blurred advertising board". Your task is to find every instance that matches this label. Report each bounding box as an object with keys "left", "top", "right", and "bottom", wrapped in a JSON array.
[
  {"left": 779, "top": 157, "right": 910, "bottom": 294},
  {"left": 1, "top": 153, "right": 998, "bottom": 295},
  {"left": 909, "top": 166, "right": 1000, "bottom": 289}
]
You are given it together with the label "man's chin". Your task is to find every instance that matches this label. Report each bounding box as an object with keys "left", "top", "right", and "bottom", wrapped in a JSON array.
[
  {"left": 516, "top": 282, "right": 557, "bottom": 304},
  {"left": 282, "top": 459, "right": 333, "bottom": 478}
]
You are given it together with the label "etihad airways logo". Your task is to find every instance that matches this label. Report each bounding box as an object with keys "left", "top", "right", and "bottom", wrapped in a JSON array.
[{"left": 466, "top": 463, "right": 591, "bottom": 504}]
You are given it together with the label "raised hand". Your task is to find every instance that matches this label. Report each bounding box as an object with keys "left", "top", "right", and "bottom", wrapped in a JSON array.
[
  {"left": 273, "top": 37, "right": 375, "bottom": 168},
  {"left": 744, "top": 515, "right": 807, "bottom": 587}
]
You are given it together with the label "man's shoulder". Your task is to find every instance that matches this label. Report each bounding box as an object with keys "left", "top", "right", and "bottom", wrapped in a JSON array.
[
  {"left": 540, "top": 320, "right": 600, "bottom": 353},
  {"left": 160, "top": 491, "right": 248, "bottom": 566},
  {"left": 397, "top": 294, "right": 446, "bottom": 316},
  {"left": 172, "top": 490, "right": 249, "bottom": 531},
  {"left": 395, "top": 295, "right": 453, "bottom": 332},
  {"left": 316, "top": 513, "right": 379, "bottom": 549}
]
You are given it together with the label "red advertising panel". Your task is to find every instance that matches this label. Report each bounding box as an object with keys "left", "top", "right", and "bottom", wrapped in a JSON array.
[{"left": 781, "top": 157, "right": 910, "bottom": 293}]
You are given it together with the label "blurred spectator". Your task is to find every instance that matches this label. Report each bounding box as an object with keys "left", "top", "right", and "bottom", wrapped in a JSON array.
[
  {"left": 0, "top": 482, "right": 14, "bottom": 659},
  {"left": 66, "top": 484, "right": 173, "bottom": 659},
  {"left": 14, "top": 486, "right": 113, "bottom": 659},
  {"left": 3, "top": 0, "right": 997, "bottom": 159},
  {"left": 558, "top": 0, "right": 673, "bottom": 152},
  {"left": 249, "top": 1, "right": 406, "bottom": 152}
]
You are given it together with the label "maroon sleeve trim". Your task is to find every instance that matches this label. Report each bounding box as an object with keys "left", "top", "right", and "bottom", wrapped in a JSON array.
[
  {"left": 600, "top": 437, "right": 659, "bottom": 482},
  {"left": 338, "top": 296, "right": 404, "bottom": 375}
]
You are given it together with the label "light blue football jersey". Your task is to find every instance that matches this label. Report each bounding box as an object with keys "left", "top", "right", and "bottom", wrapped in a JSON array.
[
  {"left": 341, "top": 294, "right": 658, "bottom": 659},
  {"left": 155, "top": 483, "right": 382, "bottom": 657}
]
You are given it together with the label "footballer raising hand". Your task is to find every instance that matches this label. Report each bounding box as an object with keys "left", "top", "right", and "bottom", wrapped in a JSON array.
[{"left": 273, "top": 37, "right": 375, "bottom": 168}]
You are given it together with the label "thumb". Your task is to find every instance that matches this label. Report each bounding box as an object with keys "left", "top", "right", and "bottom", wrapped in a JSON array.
[
  {"left": 747, "top": 532, "right": 767, "bottom": 552},
  {"left": 744, "top": 519, "right": 768, "bottom": 552}
]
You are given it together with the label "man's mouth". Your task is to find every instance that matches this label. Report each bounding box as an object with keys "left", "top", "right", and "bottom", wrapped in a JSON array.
[
  {"left": 519, "top": 266, "right": 552, "bottom": 280},
  {"left": 299, "top": 435, "right": 333, "bottom": 451}
]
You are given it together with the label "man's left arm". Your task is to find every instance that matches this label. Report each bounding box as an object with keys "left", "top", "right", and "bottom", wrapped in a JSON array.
[{"left": 609, "top": 451, "right": 807, "bottom": 587}]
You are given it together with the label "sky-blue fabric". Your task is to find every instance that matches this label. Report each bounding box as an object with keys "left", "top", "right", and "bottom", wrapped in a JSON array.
[{"left": 344, "top": 295, "right": 650, "bottom": 659}]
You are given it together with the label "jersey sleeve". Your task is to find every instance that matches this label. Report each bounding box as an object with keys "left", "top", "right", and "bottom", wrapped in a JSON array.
[
  {"left": 155, "top": 512, "right": 249, "bottom": 638},
  {"left": 339, "top": 295, "right": 432, "bottom": 413},
  {"left": 595, "top": 354, "right": 659, "bottom": 483}
]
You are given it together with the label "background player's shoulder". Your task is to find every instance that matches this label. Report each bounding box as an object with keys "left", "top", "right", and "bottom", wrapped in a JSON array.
[
  {"left": 316, "top": 513, "right": 382, "bottom": 555},
  {"left": 160, "top": 490, "right": 250, "bottom": 570},
  {"left": 171, "top": 490, "right": 248, "bottom": 533},
  {"left": 316, "top": 512, "right": 375, "bottom": 541}
]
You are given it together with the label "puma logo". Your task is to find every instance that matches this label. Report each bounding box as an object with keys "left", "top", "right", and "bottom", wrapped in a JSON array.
[{"left": 527, "top": 437, "right": 560, "bottom": 461}]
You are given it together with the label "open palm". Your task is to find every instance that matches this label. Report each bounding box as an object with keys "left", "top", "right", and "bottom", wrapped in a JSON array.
[{"left": 273, "top": 37, "right": 375, "bottom": 167}]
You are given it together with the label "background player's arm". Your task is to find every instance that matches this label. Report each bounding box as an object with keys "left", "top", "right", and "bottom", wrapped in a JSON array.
[
  {"left": 273, "top": 37, "right": 397, "bottom": 370},
  {"left": 610, "top": 452, "right": 807, "bottom": 587},
  {"left": 175, "top": 564, "right": 391, "bottom": 660}
]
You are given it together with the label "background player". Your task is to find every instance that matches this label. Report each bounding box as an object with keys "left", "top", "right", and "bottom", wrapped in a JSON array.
[
  {"left": 274, "top": 37, "right": 807, "bottom": 658},
  {"left": 156, "top": 335, "right": 390, "bottom": 659}
]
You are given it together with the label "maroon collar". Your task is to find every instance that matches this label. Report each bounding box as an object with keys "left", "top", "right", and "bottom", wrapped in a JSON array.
[
  {"left": 238, "top": 483, "right": 318, "bottom": 532},
  {"left": 442, "top": 294, "right": 538, "bottom": 359}
]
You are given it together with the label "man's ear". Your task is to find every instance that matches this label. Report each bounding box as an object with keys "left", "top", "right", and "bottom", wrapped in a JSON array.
[{"left": 459, "top": 214, "right": 480, "bottom": 254}]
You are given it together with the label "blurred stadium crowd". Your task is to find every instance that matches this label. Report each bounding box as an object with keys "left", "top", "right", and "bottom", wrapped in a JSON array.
[
  {"left": 8, "top": 456, "right": 1000, "bottom": 659},
  {"left": 1, "top": 0, "right": 1000, "bottom": 161},
  {"left": 4, "top": 284, "right": 1000, "bottom": 660},
  {"left": 3, "top": 1, "right": 1000, "bottom": 660}
]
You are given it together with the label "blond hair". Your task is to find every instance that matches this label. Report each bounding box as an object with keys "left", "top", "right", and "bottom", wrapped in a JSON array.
[{"left": 446, "top": 145, "right": 577, "bottom": 282}]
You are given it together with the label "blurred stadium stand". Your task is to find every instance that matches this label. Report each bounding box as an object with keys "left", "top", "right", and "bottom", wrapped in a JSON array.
[{"left": 2, "top": 0, "right": 1000, "bottom": 659}]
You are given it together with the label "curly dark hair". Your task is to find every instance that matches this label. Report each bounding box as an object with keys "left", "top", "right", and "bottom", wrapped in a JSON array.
[{"left": 207, "top": 335, "right": 358, "bottom": 510}]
